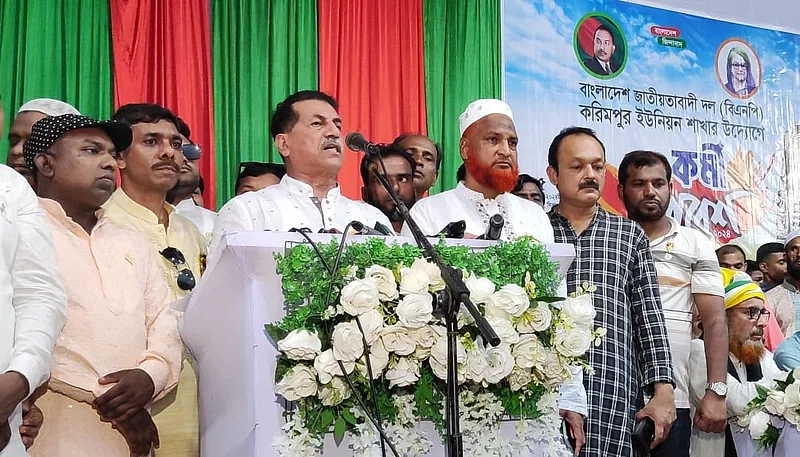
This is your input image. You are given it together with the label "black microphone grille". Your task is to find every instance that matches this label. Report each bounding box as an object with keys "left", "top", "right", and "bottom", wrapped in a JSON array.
[{"left": 345, "top": 131, "right": 365, "bottom": 150}]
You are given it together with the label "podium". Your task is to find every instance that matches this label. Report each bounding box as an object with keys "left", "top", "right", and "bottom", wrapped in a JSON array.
[{"left": 181, "top": 231, "right": 576, "bottom": 457}]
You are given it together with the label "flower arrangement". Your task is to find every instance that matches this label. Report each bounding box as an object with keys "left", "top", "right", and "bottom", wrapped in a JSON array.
[
  {"left": 736, "top": 368, "right": 800, "bottom": 449},
  {"left": 266, "top": 237, "right": 603, "bottom": 457}
]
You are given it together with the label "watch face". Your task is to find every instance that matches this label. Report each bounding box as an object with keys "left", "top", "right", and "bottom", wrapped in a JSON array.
[{"left": 711, "top": 383, "right": 727, "bottom": 395}]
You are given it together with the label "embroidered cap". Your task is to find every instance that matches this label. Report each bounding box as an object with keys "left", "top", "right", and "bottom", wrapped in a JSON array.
[
  {"left": 458, "top": 99, "right": 515, "bottom": 136},
  {"left": 23, "top": 114, "right": 133, "bottom": 170},
  {"left": 721, "top": 267, "right": 765, "bottom": 309},
  {"left": 17, "top": 98, "right": 80, "bottom": 116},
  {"left": 785, "top": 229, "right": 800, "bottom": 247}
]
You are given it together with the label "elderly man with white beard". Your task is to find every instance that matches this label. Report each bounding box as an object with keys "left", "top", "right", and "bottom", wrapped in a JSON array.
[{"left": 689, "top": 268, "right": 785, "bottom": 457}]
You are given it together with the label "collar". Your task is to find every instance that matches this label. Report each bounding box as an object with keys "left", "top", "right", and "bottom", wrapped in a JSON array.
[
  {"left": 39, "top": 197, "right": 106, "bottom": 239},
  {"left": 280, "top": 175, "right": 341, "bottom": 200},
  {"left": 175, "top": 198, "right": 196, "bottom": 210},
  {"left": 455, "top": 181, "right": 506, "bottom": 204},
  {"left": 548, "top": 204, "right": 605, "bottom": 225},
  {"left": 107, "top": 188, "right": 174, "bottom": 225},
  {"left": 650, "top": 217, "right": 680, "bottom": 245},
  {"left": 782, "top": 280, "right": 799, "bottom": 294}
]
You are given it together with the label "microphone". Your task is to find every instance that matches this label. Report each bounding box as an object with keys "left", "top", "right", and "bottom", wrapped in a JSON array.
[
  {"left": 476, "top": 214, "right": 504, "bottom": 240},
  {"left": 346, "top": 132, "right": 381, "bottom": 156},
  {"left": 373, "top": 221, "right": 395, "bottom": 236},
  {"left": 351, "top": 221, "right": 386, "bottom": 236},
  {"left": 435, "top": 220, "right": 466, "bottom": 239}
]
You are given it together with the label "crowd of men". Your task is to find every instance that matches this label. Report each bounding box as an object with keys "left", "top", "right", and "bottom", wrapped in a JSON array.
[{"left": 1, "top": 90, "right": 799, "bottom": 457}]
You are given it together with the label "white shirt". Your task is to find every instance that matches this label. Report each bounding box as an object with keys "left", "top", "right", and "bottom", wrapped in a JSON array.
[
  {"left": 210, "top": 175, "right": 393, "bottom": 261},
  {"left": 401, "top": 182, "right": 554, "bottom": 243},
  {"left": 651, "top": 217, "right": 724, "bottom": 409},
  {"left": 0, "top": 164, "right": 67, "bottom": 456},
  {"left": 174, "top": 198, "right": 218, "bottom": 247}
]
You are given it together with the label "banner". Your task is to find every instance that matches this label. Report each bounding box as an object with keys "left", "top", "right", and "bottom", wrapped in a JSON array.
[{"left": 504, "top": 0, "right": 800, "bottom": 252}]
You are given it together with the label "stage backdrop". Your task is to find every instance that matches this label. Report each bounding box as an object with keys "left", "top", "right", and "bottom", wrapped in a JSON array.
[{"left": 504, "top": 0, "right": 800, "bottom": 253}]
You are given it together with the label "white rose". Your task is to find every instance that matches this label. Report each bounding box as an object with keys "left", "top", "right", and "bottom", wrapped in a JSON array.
[
  {"left": 764, "top": 390, "right": 787, "bottom": 416},
  {"left": 399, "top": 266, "right": 431, "bottom": 295},
  {"left": 430, "top": 333, "right": 466, "bottom": 381},
  {"left": 275, "top": 365, "right": 318, "bottom": 401},
  {"left": 332, "top": 321, "right": 365, "bottom": 362},
  {"left": 490, "top": 284, "right": 530, "bottom": 317},
  {"left": 512, "top": 334, "right": 546, "bottom": 369},
  {"left": 357, "top": 339, "right": 390, "bottom": 379},
  {"left": 365, "top": 265, "right": 399, "bottom": 302},
  {"left": 538, "top": 349, "right": 568, "bottom": 387},
  {"left": 319, "top": 376, "right": 351, "bottom": 406},
  {"left": 457, "top": 305, "right": 476, "bottom": 328},
  {"left": 396, "top": 293, "right": 434, "bottom": 328},
  {"left": 356, "top": 309, "right": 384, "bottom": 345},
  {"left": 277, "top": 329, "right": 322, "bottom": 361},
  {"left": 786, "top": 408, "right": 800, "bottom": 426},
  {"left": 410, "top": 325, "right": 445, "bottom": 360},
  {"left": 486, "top": 316, "right": 520, "bottom": 344},
  {"left": 340, "top": 277, "right": 380, "bottom": 316},
  {"left": 463, "top": 345, "right": 488, "bottom": 384},
  {"left": 517, "top": 302, "right": 553, "bottom": 333},
  {"left": 554, "top": 328, "right": 593, "bottom": 358},
  {"left": 484, "top": 301, "right": 511, "bottom": 321},
  {"left": 380, "top": 325, "right": 417, "bottom": 356},
  {"left": 385, "top": 357, "right": 421, "bottom": 388},
  {"left": 484, "top": 343, "right": 515, "bottom": 385},
  {"left": 785, "top": 382, "right": 800, "bottom": 410},
  {"left": 465, "top": 274, "right": 495, "bottom": 304},
  {"left": 748, "top": 411, "right": 771, "bottom": 440},
  {"left": 562, "top": 294, "right": 596, "bottom": 328},
  {"left": 411, "top": 258, "right": 445, "bottom": 291},
  {"left": 314, "top": 349, "right": 355, "bottom": 384},
  {"left": 508, "top": 366, "right": 533, "bottom": 392}
]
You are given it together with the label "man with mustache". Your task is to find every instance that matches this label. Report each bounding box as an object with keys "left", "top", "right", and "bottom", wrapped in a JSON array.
[
  {"left": 548, "top": 127, "right": 675, "bottom": 457},
  {"left": 767, "top": 230, "right": 800, "bottom": 337},
  {"left": 360, "top": 143, "right": 417, "bottom": 233},
  {"left": 102, "top": 104, "right": 205, "bottom": 457},
  {"left": 688, "top": 268, "right": 784, "bottom": 457},
  {"left": 392, "top": 133, "right": 441, "bottom": 199},
  {"left": 582, "top": 25, "right": 620, "bottom": 76},
  {"left": 401, "top": 99, "right": 553, "bottom": 242},
  {"left": 619, "top": 150, "right": 728, "bottom": 457},
  {"left": 210, "top": 91, "right": 392, "bottom": 259},
  {"left": 24, "top": 114, "right": 182, "bottom": 457}
]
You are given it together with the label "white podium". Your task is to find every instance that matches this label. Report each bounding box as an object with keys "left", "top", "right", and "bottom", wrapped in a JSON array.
[{"left": 181, "top": 232, "right": 576, "bottom": 457}]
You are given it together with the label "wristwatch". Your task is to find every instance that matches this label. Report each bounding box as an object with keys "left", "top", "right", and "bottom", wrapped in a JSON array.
[{"left": 706, "top": 382, "right": 728, "bottom": 397}]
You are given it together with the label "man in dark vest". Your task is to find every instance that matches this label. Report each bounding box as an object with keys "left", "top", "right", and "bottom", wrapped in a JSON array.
[{"left": 688, "top": 268, "right": 786, "bottom": 456}]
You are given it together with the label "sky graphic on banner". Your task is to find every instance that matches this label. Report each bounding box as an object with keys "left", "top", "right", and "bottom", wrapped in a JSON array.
[{"left": 503, "top": 0, "right": 800, "bottom": 253}]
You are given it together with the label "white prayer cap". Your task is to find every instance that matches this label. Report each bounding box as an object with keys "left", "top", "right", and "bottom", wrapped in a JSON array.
[
  {"left": 17, "top": 98, "right": 80, "bottom": 116},
  {"left": 458, "top": 99, "right": 514, "bottom": 136},
  {"left": 786, "top": 229, "right": 800, "bottom": 246}
]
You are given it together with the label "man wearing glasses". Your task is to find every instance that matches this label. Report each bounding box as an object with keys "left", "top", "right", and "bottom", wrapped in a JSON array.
[
  {"left": 22, "top": 114, "right": 181, "bottom": 456},
  {"left": 102, "top": 104, "right": 205, "bottom": 457},
  {"left": 688, "top": 268, "right": 784, "bottom": 456}
]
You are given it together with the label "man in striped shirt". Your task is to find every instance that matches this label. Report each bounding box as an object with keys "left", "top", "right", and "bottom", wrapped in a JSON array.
[{"left": 619, "top": 150, "right": 728, "bottom": 457}]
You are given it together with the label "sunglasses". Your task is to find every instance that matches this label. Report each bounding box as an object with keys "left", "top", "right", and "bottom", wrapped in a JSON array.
[
  {"left": 160, "top": 247, "right": 196, "bottom": 291},
  {"left": 182, "top": 144, "right": 202, "bottom": 161}
]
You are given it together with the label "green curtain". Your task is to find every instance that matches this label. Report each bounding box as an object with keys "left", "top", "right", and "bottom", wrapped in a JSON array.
[
  {"left": 212, "top": 0, "right": 319, "bottom": 208},
  {"left": 423, "top": 0, "right": 502, "bottom": 194},
  {"left": 0, "top": 0, "right": 114, "bottom": 161}
]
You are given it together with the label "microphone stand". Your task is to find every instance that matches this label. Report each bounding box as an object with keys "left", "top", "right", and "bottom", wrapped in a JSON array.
[{"left": 370, "top": 163, "right": 500, "bottom": 457}]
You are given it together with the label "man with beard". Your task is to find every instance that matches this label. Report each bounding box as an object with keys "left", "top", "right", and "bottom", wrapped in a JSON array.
[
  {"left": 211, "top": 91, "right": 392, "bottom": 260},
  {"left": 688, "top": 268, "right": 784, "bottom": 457},
  {"left": 402, "top": 99, "right": 553, "bottom": 242},
  {"left": 547, "top": 127, "right": 675, "bottom": 457},
  {"left": 7, "top": 98, "right": 80, "bottom": 187},
  {"left": 102, "top": 103, "right": 205, "bottom": 457},
  {"left": 392, "top": 133, "right": 440, "bottom": 199},
  {"left": 756, "top": 242, "right": 787, "bottom": 293},
  {"left": 360, "top": 144, "right": 416, "bottom": 233},
  {"left": 767, "top": 231, "right": 800, "bottom": 337},
  {"left": 619, "top": 150, "right": 728, "bottom": 457}
]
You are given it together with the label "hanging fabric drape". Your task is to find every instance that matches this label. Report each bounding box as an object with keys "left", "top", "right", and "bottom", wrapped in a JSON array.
[
  {"left": 109, "top": 0, "right": 217, "bottom": 208},
  {"left": 318, "top": 0, "right": 428, "bottom": 199},
  {"left": 211, "top": 0, "right": 319, "bottom": 208}
]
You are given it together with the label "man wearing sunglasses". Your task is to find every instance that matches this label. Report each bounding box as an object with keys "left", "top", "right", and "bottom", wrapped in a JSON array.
[
  {"left": 167, "top": 119, "right": 217, "bottom": 246},
  {"left": 23, "top": 114, "right": 182, "bottom": 456},
  {"left": 102, "top": 104, "right": 205, "bottom": 457},
  {"left": 688, "top": 268, "right": 785, "bottom": 456}
]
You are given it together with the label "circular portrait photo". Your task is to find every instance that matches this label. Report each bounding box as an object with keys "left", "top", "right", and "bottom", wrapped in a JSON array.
[
  {"left": 574, "top": 12, "right": 628, "bottom": 79},
  {"left": 716, "top": 39, "right": 761, "bottom": 99}
]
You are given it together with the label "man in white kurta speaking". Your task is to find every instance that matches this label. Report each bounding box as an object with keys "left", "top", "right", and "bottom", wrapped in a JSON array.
[
  {"left": 210, "top": 90, "right": 392, "bottom": 261},
  {"left": 401, "top": 99, "right": 552, "bottom": 242},
  {"left": 402, "top": 99, "right": 587, "bottom": 454}
]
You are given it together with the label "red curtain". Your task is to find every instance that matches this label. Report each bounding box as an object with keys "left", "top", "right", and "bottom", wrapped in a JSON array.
[
  {"left": 318, "top": 0, "right": 428, "bottom": 199},
  {"left": 109, "top": 0, "right": 217, "bottom": 208}
]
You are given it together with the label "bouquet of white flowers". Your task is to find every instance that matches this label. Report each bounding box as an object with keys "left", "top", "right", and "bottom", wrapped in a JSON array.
[
  {"left": 734, "top": 368, "right": 800, "bottom": 451},
  {"left": 267, "top": 238, "right": 603, "bottom": 457}
]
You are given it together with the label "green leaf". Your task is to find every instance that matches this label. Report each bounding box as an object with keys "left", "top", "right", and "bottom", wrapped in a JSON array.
[
  {"left": 341, "top": 408, "right": 357, "bottom": 426},
  {"left": 755, "top": 384, "right": 770, "bottom": 399},
  {"left": 264, "top": 324, "right": 287, "bottom": 343},
  {"left": 321, "top": 408, "right": 335, "bottom": 431},
  {"left": 333, "top": 416, "right": 346, "bottom": 444}
]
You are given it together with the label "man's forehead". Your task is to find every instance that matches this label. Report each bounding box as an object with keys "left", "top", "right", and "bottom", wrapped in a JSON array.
[
  {"left": 475, "top": 114, "right": 516, "bottom": 134},
  {"left": 293, "top": 99, "right": 339, "bottom": 118},
  {"left": 595, "top": 29, "right": 613, "bottom": 40},
  {"left": 132, "top": 119, "right": 179, "bottom": 136},
  {"left": 11, "top": 111, "right": 47, "bottom": 131},
  {"left": 399, "top": 135, "right": 435, "bottom": 151}
]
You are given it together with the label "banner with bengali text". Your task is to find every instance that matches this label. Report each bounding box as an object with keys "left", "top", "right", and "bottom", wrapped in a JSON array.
[{"left": 504, "top": 0, "right": 800, "bottom": 253}]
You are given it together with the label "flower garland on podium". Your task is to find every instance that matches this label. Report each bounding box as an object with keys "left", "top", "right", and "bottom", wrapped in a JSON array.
[{"left": 266, "top": 237, "right": 604, "bottom": 456}]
